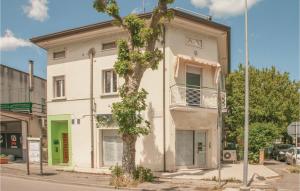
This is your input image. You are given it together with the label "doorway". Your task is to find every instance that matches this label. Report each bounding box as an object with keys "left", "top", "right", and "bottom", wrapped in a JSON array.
[
  {"left": 102, "top": 130, "right": 123, "bottom": 166},
  {"left": 186, "top": 66, "right": 201, "bottom": 106},
  {"left": 51, "top": 120, "right": 69, "bottom": 165},
  {"left": 176, "top": 130, "right": 207, "bottom": 168}
]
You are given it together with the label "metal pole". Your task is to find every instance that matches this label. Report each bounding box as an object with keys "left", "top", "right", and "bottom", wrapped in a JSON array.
[
  {"left": 39, "top": 118, "right": 44, "bottom": 175},
  {"left": 26, "top": 121, "right": 30, "bottom": 175},
  {"left": 242, "top": 0, "right": 250, "bottom": 190},
  {"left": 162, "top": 25, "right": 166, "bottom": 172},
  {"left": 296, "top": 122, "right": 298, "bottom": 147},
  {"left": 88, "top": 48, "right": 96, "bottom": 168},
  {"left": 143, "top": 0, "right": 145, "bottom": 13},
  {"left": 217, "top": 70, "right": 222, "bottom": 186}
]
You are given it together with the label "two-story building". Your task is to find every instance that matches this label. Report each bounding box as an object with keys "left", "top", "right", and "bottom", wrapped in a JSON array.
[
  {"left": 31, "top": 8, "right": 230, "bottom": 171},
  {"left": 0, "top": 64, "right": 47, "bottom": 160}
]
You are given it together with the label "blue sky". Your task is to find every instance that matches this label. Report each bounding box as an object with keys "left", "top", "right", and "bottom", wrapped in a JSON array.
[{"left": 1, "top": 0, "right": 299, "bottom": 81}]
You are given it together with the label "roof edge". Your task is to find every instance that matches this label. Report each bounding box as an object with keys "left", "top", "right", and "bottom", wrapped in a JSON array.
[{"left": 30, "top": 8, "right": 230, "bottom": 44}]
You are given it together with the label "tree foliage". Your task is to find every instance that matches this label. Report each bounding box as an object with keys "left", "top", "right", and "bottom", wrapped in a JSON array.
[
  {"left": 225, "top": 65, "right": 300, "bottom": 162},
  {"left": 93, "top": 0, "right": 174, "bottom": 175},
  {"left": 237, "top": 122, "right": 280, "bottom": 163}
]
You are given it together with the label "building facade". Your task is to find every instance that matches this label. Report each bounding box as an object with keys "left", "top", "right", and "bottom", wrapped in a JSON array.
[
  {"left": 31, "top": 9, "right": 230, "bottom": 171},
  {"left": 0, "top": 64, "right": 47, "bottom": 160}
]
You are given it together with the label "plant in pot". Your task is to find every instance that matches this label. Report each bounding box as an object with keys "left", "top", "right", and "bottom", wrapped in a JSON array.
[{"left": 0, "top": 154, "right": 8, "bottom": 164}]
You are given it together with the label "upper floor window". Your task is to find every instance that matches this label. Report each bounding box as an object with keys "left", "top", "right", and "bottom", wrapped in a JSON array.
[
  {"left": 102, "top": 42, "right": 116, "bottom": 51},
  {"left": 53, "top": 50, "right": 65, "bottom": 59},
  {"left": 53, "top": 76, "right": 65, "bottom": 98},
  {"left": 103, "top": 70, "right": 117, "bottom": 94}
]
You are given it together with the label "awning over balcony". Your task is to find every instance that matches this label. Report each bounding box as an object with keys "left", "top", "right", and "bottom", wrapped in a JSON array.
[{"left": 174, "top": 54, "right": 221, "bottom": 84}]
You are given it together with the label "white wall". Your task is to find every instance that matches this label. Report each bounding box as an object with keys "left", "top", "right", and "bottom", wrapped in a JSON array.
[{"left": 46, "top": 18, "right": 226, "bottom": 170}]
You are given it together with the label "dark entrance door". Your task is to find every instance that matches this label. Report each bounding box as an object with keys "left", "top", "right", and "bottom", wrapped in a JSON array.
[
  {"left": 62, "top": 133, "right": 69, "bottom": 163},
  {"left": 186, "top": 69, "right": 201, "bottom": 106}
]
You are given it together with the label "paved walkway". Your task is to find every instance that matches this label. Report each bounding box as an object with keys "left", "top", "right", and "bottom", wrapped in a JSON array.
[
  {"left": 0, "top": 162, "right": 278, "bottom": 190},
  {"left": 161, "top": 163, "right": 279, "bottom": 182}
]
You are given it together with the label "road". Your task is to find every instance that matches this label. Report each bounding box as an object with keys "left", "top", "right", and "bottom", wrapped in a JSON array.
[
  {"left": 0, "top": 176, "right": 120, "bottom": 191},
  {"left": 265, "top": 160, "right": 300, "bottom": 191}
]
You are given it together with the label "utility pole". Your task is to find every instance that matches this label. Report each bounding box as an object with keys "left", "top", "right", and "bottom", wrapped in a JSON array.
[
  {"left": 143, "top": 0, "right": 145, "bottom": 13},
  {"left": 241, "top": 0, "right": 250, "bottom": 190},
  {"left": 88, "top": 48, "right": 96, "bottom": 168},
  {"left": 217, "top": 69, "right": 222, "bottom": 186}
]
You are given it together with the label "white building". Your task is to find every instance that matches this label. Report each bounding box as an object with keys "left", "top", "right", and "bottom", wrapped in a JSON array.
[{"left": 31, "top": 9, "right": 230, "bottom": 171}]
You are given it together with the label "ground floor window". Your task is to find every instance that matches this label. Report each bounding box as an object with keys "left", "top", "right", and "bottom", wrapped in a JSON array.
[{"left": 102, "top": 130, "right": 123, "bottom": 166}]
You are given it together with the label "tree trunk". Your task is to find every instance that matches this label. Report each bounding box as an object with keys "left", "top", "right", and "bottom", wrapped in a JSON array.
[{"left": 122, "top": 133, "right": 137, "bottom": 175}]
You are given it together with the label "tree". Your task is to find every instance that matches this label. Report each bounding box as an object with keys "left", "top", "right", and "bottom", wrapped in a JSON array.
[
  {"left": 237, "top": 122, "right": 279, "bottom": 163},
  {"left": 93, "top": 0, "right": 174, "bottom": 176},
  {"left": 225, "top": 65, "right": 300, "bottom": 159}
]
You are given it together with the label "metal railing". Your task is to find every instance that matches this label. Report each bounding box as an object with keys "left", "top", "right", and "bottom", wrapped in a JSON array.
[
  {"left": 0, "top": 102, "right": 46, "bottom": 115},
  {"left": 170, "top": 84, "right": 226, "bottom": 109}
]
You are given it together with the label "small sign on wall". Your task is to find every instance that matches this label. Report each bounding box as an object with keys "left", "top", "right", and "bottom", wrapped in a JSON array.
[{"left": 186, "top": 37, "right": 203, "bottom": 49}]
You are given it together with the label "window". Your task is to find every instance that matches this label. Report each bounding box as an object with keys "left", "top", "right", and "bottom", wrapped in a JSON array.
[
  {"left": 53, "top": 76, "right": 65, "bottom": 98},
  {"left": 102, "top": 42, "right": 116, "bottom": 50},
  {"left": 53, "top": 50, "right": 65, "bottom": 59},
  {"left": 103, "top": 70, "right": 117, "bottom": 94}
]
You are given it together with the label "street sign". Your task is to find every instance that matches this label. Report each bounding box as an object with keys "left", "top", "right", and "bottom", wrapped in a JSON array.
[{"left": 287, "top": 122, "right": 300, "bottom": 137}]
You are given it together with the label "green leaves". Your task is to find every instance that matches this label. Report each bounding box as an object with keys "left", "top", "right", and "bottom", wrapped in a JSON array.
[
  {"left": 93, "top": 0, "right": 120, "bottom": 18},
  {"left": 112, "top": 89, "right": 150, "bottom": 136},
  {"left": 226, "top": 64, "right": 300, "bottom": 146}
]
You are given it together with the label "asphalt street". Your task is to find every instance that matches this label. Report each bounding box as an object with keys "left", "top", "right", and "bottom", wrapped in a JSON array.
[
  {"left": 265, "top": 161, "right": 300, "bottom": 191},
  {"left": 0, "top": 176, "right": 119, "bottom": 191}
]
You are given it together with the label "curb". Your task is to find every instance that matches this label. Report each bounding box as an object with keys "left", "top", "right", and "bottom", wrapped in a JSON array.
[{"left": 1, "top": 172, "right": 153, "bottom": 191}]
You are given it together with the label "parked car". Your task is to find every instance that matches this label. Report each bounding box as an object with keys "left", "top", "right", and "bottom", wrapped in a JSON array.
[
  {"left": 286, "top": 147, "right": 300, "bottom": 165},
  {"left": 272, "top": 144, "right": 293, "bottom": 161}
]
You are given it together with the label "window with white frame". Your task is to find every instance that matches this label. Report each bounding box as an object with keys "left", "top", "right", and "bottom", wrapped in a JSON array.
[
  {"left": 103, "top": 70, "right": 117, "bottom": 94},
  {"left": 53, "top": 76, "right": 65, "bottom": 98}
]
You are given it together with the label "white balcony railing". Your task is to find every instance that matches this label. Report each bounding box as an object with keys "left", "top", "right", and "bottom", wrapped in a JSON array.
[{"left": 170, "top": 84, "right": 226, "bottom": 109}]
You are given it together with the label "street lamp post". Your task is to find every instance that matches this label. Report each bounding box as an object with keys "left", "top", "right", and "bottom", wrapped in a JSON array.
[{"left": 241, "top": 0, "right": 250, "bottom": 190}]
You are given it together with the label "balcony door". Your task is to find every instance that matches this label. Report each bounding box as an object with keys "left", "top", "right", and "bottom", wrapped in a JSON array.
[{"left": 186, "top": 66, "right": 201, "bottom": 106}]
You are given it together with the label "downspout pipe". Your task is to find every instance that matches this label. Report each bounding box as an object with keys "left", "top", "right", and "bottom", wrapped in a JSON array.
[
  {"left": 162, "top": 25, "right": 166, "bottom": 172},
  {"left": 88, "top": 48, "right": 96, "bottom": 168}
]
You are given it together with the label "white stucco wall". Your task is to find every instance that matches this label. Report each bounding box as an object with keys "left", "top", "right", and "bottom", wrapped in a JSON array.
[{"left": 46, "top": 17, "right": 228, "bottom": 170}]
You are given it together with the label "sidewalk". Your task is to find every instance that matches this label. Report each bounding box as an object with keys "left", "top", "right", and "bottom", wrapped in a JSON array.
[
  {"left": 0, "top": 162, "right": 278, "bottom": 190},
  {"left": 160, "top": 163, "right": 279, "bottom": 181}
]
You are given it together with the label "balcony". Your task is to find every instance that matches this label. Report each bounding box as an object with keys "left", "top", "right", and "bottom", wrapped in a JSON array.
[
  {"left": 170, "top": 84, "right": 226, "bottom": 111},
  {"left": 0, "top": 102, "right": 46, "bottom": 116}
]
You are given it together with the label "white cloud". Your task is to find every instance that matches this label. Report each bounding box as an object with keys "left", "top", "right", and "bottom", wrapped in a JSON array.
[
  {"left": 191, "top": 0, "right": 261, "bottom": 18},
  {"left": 23, "top": 0, "right": 49, "bottom": 22},
  {"left": 191, "top": 0, "right": 209, "bottom": 8},
  {"left": 131, "top": 7, "right": 142, "bottom": 14},
  {"left": 0, "top": 30, "right": 33, "bottom": 51}
]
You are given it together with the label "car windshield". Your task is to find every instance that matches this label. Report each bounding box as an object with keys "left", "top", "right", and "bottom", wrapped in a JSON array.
[{"left": 277, "top": 145, "right": 291, "bottom": 149}]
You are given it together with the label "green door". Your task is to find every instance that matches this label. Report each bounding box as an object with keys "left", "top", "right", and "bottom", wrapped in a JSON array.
[{"left": 51, "top": 121, "right": 68, "bottom": 165}]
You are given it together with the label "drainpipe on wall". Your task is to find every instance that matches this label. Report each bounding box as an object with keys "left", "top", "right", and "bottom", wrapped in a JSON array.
[
  {"left": 162, "top": 25, "right": 166, "bottom": 172},
  {"left": 88, "top": 48, "right": 96, "bottom": 168}
]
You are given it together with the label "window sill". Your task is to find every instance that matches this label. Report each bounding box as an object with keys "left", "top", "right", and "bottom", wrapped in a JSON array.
[
  {"left": 100, "top": 93, "right": 119, "bottom": 98},
  {"left": 52, "top": 97, "right": 67, "bottom": 101}
]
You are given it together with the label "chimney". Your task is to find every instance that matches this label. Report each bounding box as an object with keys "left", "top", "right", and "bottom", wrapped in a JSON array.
[{"left": 29, "top": 60, "right": 34, "bottom": 91}]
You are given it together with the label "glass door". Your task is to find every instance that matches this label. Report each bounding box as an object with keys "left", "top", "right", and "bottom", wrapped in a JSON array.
[
  {"left": 194, "top": 131, "right": 206, "bottom": 167},
  {"left": 186, "top": 66, "right": 201, "bottom": 106}
]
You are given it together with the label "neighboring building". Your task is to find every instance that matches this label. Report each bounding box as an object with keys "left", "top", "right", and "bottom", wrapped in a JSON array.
[
  {"left": 31, "top": 8, "right": 230, "bottom": 171},
  {"left": 0, "top": 64, "right": 47, "bottom": 160}
]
